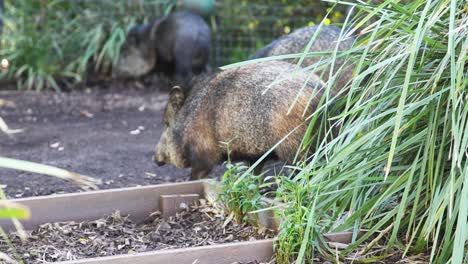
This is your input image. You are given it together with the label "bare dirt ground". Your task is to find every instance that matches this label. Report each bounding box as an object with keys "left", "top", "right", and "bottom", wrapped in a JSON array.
[{"left": 0, "top": 81, "right": 227, "bottom": 198}]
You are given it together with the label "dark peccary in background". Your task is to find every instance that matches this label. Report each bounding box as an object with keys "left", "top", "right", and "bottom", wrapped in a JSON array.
[
  {"left": 0, "top": 0, "right": 3, "bottom": 34},
  {"left": 154, "top": 61, "right": 327, "bottom": 180},
  {"left": 248, "top": 25, "right": 355, "bottom": 93},
  {"left": 114, "top": 10, "right": 211, "bottom": 93}
]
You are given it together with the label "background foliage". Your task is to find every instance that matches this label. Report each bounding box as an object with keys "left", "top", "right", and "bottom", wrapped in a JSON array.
[
  {"left": 211, "top": 0, "right": 349, "bottom": 65},
  {"left": 0, "top": 0, "right": 172, "bottom": 90},
  {"left": 0, "top": 0, "right": 347, "bottom": 91}
]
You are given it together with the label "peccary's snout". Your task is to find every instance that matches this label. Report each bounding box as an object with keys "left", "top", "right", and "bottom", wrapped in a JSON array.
[
  {"left": 154, "top": 155, "right": 166, "bottom": 166},
  {"left": 153, "top": 150, "right": 166, "bottom": 166},
  {"left": 155, "top": 158, "right": 165, "bottom": 166},
  {"left": 154, "top": 142, "right": 167, "bottom": 166}
]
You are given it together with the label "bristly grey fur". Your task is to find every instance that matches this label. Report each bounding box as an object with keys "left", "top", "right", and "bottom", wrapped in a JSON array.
[
  {"left": 247, "top": 25, "right": 356, "bottom": 92},
  {"left": 155, "top": 61, "right": 333, "bottom": 180}
]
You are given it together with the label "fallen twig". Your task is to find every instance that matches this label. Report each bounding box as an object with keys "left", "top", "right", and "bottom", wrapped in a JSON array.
[
  {"left": 0, "top": 117, "right": 23, "bottom": 135},
  {"left": 358, "top": 223, "right": 394, "bottom": 255},
  {"left": 0, "top": 156, "right": 101, "bottom": 190}
]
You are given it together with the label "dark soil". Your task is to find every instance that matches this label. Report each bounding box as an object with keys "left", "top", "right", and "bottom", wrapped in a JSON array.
[
  {"left": 0, "top": 81, "right": 230, "bottom": 198},
  {"left": 0, "top": 199, "right": 275, "bottom": 263}
]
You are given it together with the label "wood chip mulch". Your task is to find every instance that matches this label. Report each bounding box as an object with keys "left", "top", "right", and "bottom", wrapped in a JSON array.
[{"left": 0, "top": 199, "right": 275, "bottom": 263}]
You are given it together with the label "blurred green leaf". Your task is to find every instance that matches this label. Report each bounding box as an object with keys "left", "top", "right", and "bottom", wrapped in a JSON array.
[{"left": 0, "top": 205, "right": 30, "bottom": 220}]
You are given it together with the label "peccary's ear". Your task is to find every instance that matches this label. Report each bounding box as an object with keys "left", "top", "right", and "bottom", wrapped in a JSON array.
[
  {"left": 125, "top": 33, "right": 137, "bottom": 47},
  {"left": 126, "top": 26, "right": 140, "bottom": 45},
  {"left": 149, "top": 18, "right": 163, "bottom": 40},
  {"left": 169, "top": 86, "right": 185, "bottom": 111}
]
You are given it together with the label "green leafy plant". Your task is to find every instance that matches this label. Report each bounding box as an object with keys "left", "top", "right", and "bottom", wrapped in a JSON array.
[
  {"left": 0, "top": 202, "right": 29, "bottom": 220},
  {"left": 217, "top": 140, "right": 268, "bottom": 224},
  {"left": 219, "top": 162, "right": 264, "bottom": 224}
]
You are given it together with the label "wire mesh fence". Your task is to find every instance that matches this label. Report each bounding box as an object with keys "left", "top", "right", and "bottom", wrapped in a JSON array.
[{"left": 210, "top": 1, "right": 349, "bottom": 66}]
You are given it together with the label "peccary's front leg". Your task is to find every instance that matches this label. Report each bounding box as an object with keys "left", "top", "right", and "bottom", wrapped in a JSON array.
[
  {"left": 252, "top": 160, "right": 266, "bottom": 175},
  {"left": 190, "top": 166, "right": 211, "bottom": 180},
  {"left": 190, "top": 157, "right": 215, "bottom": 180},
  {"left": 244, "top": 157, "right": 267, "bottom": 175},
  {"left": 189, "top": 147, "right": 220, "bottom": 181}
]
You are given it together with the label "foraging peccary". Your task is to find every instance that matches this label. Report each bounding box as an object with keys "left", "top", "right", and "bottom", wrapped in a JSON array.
[
  {"left": 154, "top": 61, "right": 327, "bottom": 180},
  {"left": 114, "top": 10, "right": 211, "bottom": 93},
  {"left": 0, "top": 0, "right": 3, "bottom": 34},
  {"left": 248, "top": 25, "right": 355, "bottom": 93}
]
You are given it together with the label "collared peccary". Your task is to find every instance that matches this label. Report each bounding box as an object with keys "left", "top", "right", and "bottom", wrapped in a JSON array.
[
  {"left": 114, "top": 10, "right": 211, "bottom": 93},
  {"left": 248, "top": 25, "right": 355, "bottom": 93},
  {"left": 154, "top": 61, "right": 326, "bottom": 180},
  {"left": 0, "top": 0, "right": 3, "bottom": 34}
]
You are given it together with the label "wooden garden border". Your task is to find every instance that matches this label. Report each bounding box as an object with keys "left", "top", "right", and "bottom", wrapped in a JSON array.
[
  {"left": 0, "top": 180, "right": 205, "bottom": 232},
  {"left": 59, "top": 239, "right": 274, "bottom": 264},
  {"left": 1, "top": 179, "right": 362, "bottom": 263}
]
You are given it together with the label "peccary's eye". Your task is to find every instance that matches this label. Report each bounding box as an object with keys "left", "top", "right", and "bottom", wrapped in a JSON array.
[{"left": 126, "top": 33, "right": 138, "bottom": 46}]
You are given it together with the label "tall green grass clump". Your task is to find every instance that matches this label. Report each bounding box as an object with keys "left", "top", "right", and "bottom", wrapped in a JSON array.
[
  {"left": 223, "top": 0, "right": 466, "bottom": 263},
  {"left": 0, "top": 0, "right": 172, "bottom": 91},
  {"left": 276, "top": 0, "right": 467, "bottom": 263}
]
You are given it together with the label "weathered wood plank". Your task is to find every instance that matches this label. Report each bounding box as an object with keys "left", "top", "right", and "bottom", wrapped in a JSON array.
[
  {"left": 57, "top": 239, "right": 274, "bottom": 264},
  {"left": 0, "top": 181, "right": 204, "bottom": 232},
  {"left": 160, "top": 193, "right": 200, "bottom": 217}
]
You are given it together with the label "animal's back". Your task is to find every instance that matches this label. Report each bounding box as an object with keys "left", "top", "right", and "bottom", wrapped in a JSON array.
[
  {"left": 172, "top": 11, "right": 210, "bottom": 43},
  {"left": 154, "top": 10, "right": 211, "bottom": 91},
  {"left": 187, "top": 61, "right": 324, "bottom": 161},
  {"left": 247, "top": 39, "right": 282, "bottom": 60},
  {"left": 249, "top": 25, "right": 355, "bottom": 91}
]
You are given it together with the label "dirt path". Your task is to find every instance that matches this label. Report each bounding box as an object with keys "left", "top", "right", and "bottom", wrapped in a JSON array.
[{"left": 0, "top": 83, "right": 226, "bottom": 198}]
